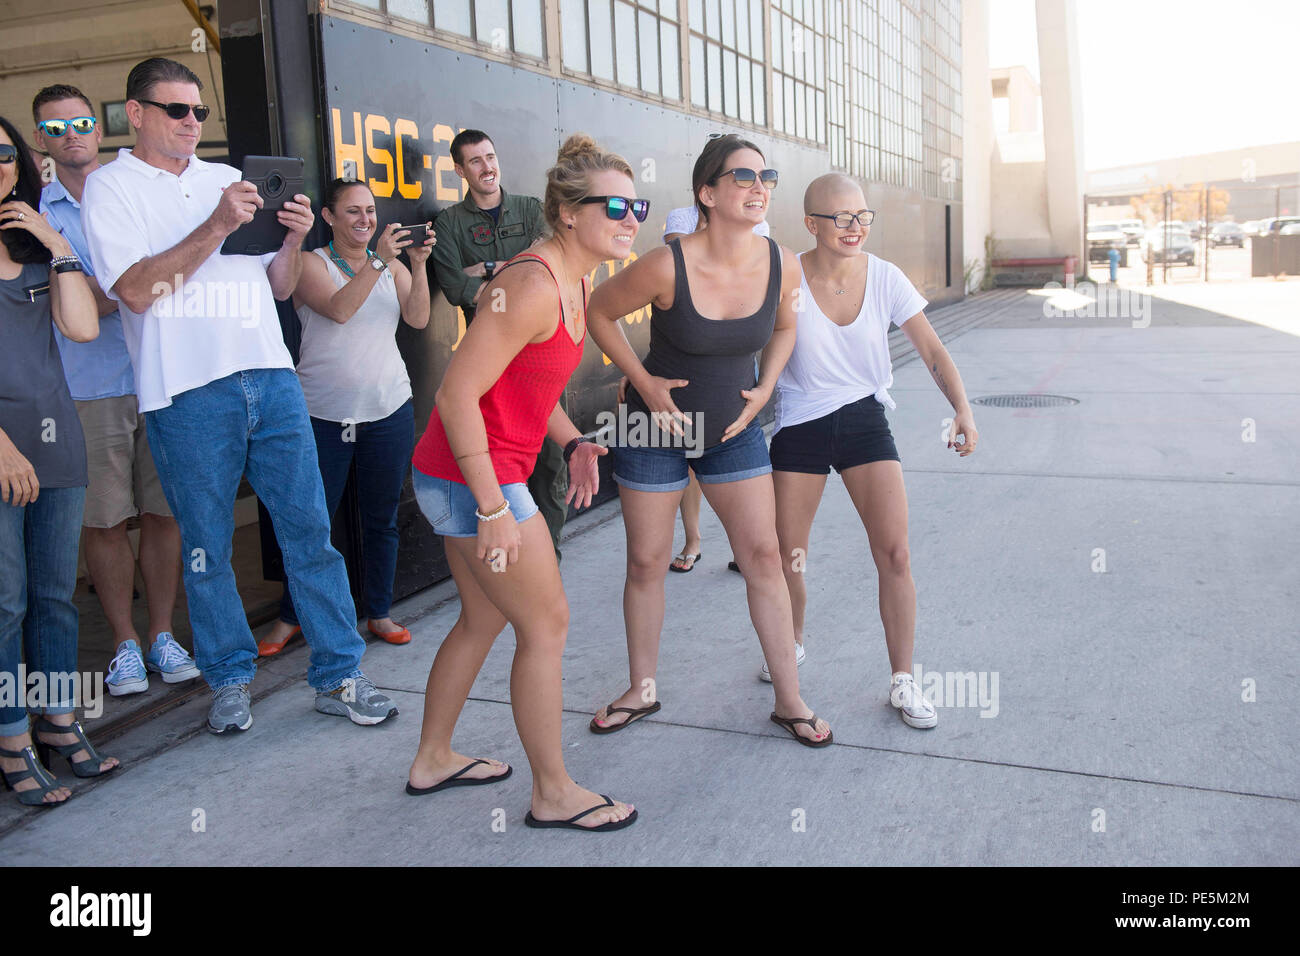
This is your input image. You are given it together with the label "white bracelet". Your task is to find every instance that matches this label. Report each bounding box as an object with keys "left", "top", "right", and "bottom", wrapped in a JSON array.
[{"left": 475, "top": 499, "right": 511, "bottom": 522}]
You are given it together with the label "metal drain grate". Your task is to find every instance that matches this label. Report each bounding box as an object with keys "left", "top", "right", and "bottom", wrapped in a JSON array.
[{"left": 971, "top": 393, "right": 1080, "bottom": 408}]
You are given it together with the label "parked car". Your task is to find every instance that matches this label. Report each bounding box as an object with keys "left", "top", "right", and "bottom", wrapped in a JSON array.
[
  {"left": 1142, "top": 229, "right": 1197, "bottom": 266},
  {"left": 1087, "top": 222, "right": 1130, "bottom": 265},
  {"left": 1280, "top": 223, "right": 1300, "bottom": 236},
  {"left": 1210, "top": 222, "right": 1245, "bottom": 247},
  {"left": 1117, "top": 219, "right": 1145, "bottom": 245},
  {"left": 1241, "top": 220, "right": 1265, "bottom": 237},
  {"left": 1188, "top": 220, "right": 1207, "bottom": 240},
  {"left": 1258, "top": 216, "right": 1300, "bottom": 237}
]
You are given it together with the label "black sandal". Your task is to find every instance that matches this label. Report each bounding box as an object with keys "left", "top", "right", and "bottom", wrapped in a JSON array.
[
  {"left": 589, "top": 700, "right": 661, "bottom": 735},
  {"left": 524, "top": 794, "right": 638, "bottom": 831},
  {"left": 0, "top": 745, "right": 68, "bottom": 807},
  {"left": 34, "top": 717, "right": 118, "bottom": 779},
  {"left": 770, "top": 712, "right": 833, "bottom": 748}
]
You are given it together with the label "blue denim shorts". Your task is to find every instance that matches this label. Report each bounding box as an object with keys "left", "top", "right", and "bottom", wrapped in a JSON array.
[
  {"left": 612, "top": 422, "right": 771, "bottom": 492},
  {"left": 412, "top": 468, "right": 539, "bottom": 537}
]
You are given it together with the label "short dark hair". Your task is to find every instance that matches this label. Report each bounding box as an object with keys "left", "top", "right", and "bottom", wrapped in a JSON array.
[
  {"left": 0, "top": 115, "right": 52, "bottom": 265},
  {"left": 449, "top": 129, "right": 492, "bottom": 167},
  {"left": 32, "top": 84, "right": 95, "bottom": 125},
  {"left": 125, "top": 57, "right": 202, "bottom": 103},
  {"left": 692, "top": 133, "right": 764, "bottom": 224}
]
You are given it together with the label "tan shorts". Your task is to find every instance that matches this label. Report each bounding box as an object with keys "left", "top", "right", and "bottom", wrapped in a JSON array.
[{"left": 75, "top": 395, "right": 173, "bottom": 528}]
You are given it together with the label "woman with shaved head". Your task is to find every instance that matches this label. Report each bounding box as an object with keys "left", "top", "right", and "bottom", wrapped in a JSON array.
[{"left": 771, "top": 173, "right": 979, "bottom": 729}]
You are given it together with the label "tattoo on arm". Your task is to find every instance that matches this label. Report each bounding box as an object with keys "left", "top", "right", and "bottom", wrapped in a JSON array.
[{"left": 932, "top": 362, "right": 952, "bottom": 401}]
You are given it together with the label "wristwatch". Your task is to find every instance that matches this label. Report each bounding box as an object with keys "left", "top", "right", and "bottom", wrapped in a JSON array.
[
  {"left": 563, "top": 435, "right": 592, "bottom": 465},
  {"left": 369, "top": 255, "right": 386, "bottom": 273},
  {"left": 483, "top": 261, "right": 496, "bottom": 279}
]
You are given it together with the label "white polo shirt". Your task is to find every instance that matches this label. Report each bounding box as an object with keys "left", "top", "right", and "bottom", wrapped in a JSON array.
[{"left": 82, "top": 149, "right": 291, "bottom": 412}]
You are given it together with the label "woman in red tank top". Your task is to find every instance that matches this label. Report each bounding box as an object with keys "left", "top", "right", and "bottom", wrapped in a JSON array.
[{"left": 405, "top": 134, "right": 642, "bottom": 831}]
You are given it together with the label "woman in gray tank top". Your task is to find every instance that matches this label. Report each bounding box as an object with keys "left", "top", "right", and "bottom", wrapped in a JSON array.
[{"left": 586, "top": 135, "right": 834, "bottom": 748}]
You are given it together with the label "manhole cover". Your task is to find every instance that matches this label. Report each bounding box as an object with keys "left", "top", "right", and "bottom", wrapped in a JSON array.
[{"left": 971, "top": 394, "right": 1080, "bottom": 408}]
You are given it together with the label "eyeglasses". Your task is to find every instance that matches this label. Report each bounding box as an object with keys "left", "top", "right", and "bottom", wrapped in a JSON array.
[
  {"left": 0, "top": 144, "right": 16, "bottom": 164},
  {"left": 138, "top": 99, "right": 211, "bottom": 122},
  {"left": 38, "top": 117, "right": 97, "bottom": 137},
  {"left": 711, "top": 167, "right": 778, "bottom": 189},
  {"left": 580, "top": 195, "right": 650, "bottom": 222},
  {"left": 809, "top": 210, "right": 876, "bottom": 228}
]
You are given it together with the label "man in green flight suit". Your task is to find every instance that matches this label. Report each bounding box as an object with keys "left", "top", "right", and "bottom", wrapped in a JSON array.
[{"left": 430, "top": 128, "right": 568, "bottom": 559}]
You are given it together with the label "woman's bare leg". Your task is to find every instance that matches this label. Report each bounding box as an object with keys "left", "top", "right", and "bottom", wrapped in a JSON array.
[
  {"left": 701, "top": 474, "right": 830, "bottom": 743},
  {"left": 772, "top": 470, "right": 828, "bottom": 648},
  {"left": 840, "top": 461, "right": 916, "bottom": 674},
  {"left": 670, "top": 472, "right": 703, "bottom": 570},
  {"left": 408, "top": 541, "right": 511, "bottom": 788},
  {"left": 434, "top": 515, "right": 632, "bottom": 825},
  {"left": 593, "top": 486, "right": 681, "bottom": 727}
]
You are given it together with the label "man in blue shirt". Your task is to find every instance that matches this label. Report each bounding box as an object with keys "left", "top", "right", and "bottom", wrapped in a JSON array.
[{"left": 33, "top": 84, "right": 197, "bottom": 696}]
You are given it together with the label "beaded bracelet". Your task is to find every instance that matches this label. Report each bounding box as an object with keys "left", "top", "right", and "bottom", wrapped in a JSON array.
[{"left": 475, "top": 499, "right": 511, "bottom": 522}]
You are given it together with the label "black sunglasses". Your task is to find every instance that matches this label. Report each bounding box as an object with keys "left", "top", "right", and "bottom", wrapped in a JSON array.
[
  {"left": 580, "top": 195, "right": 650, "bottom": 222},
  {"left": 809, "top": 210, "right": 876, "bottom": 228},
  {"left": 38, "top": 117, "right": 97, "bottom": 137},
  {"left": 711, "top": 167, "right": 779, "bottom": 189},
  {"left": 138, "top": 99, "right": 211, "bottom": 122},
  {"left": 0, "top": 144, "right": 16, "bottom": 164}
]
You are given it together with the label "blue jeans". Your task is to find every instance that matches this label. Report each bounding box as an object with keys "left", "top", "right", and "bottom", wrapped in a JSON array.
[
  {"left": 144, "top": 369, "right": 364, "bottom": 693},
  {"left": 280, "top": 400, "right": 414, "bottom": 624},
  {"left": 0, "top": 487, "right": 83, "bottom": 736}
]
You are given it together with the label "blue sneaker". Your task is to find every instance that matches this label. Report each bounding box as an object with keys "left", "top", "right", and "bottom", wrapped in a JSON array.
[
  {"left": 145, "top": 633, "right": 201, "bottom": 684},
  {"left": 106, "top": 640, "right": 149, "bottom": 696}
]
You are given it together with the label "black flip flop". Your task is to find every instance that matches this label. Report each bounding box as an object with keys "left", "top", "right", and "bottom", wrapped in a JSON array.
[
  {"left": 405, "top": 759, "right": 512, "bottom": 795},
  {"left": 770, "top": 712, "right": 833, "bottom": 748},
  {"left": 524, "top": 794, "right": 638, "bottom": 832},
  {"left": 727, "top": 560, "right": 741, "bottom": 573},
  {"left": 669, "top": 551, "right": 701, "bottom": 573},
  {"left": 589, "top": 700, "right": 661, "bottom": 735}
]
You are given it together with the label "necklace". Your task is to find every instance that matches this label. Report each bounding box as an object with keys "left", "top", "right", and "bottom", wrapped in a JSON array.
[
  {"left": 545, "top": 249, "right": 582, "bottom": 338},
  {"left": 327, "top": 241, "right": 373, "bottom": 279}
]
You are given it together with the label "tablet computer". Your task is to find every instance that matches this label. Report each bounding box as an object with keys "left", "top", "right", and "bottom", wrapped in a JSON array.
[{"left": 219, "top": 156, "right": 306, "bottom": 256}]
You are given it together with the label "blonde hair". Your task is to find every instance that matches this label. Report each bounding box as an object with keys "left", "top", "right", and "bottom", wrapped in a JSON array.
[{"left": 543, "top": 133, "right": 634, "bottom": 232}]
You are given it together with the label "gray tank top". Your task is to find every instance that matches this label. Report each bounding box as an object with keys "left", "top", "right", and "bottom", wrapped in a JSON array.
[{"left": 626, "top": 236, "right": 780, "bottom": 449}]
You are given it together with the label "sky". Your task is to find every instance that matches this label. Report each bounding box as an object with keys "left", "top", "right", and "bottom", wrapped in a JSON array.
[{"left": 987, "top": 0, "right": 1300, "bottom": 171}]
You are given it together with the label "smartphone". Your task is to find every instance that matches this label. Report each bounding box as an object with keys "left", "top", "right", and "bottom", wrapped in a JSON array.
[{"left": 399, "top": 223, "right": 429, "bottom": 246}]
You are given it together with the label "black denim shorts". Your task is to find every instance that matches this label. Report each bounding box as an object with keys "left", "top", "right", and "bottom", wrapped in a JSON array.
[{"left": 769, "top": 395, "right": 900, "bottom": 475}]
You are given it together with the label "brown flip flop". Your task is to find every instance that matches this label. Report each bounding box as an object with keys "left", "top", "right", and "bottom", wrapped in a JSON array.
[
  {"left": 770, "top": 712, "right": 833, "bottom": 748},
  {"left": 589, "top": 700, "right": 661, "bottom": 735}
]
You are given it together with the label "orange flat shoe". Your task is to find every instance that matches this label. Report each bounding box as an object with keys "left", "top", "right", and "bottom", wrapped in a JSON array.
[
  {"left": 368, "top": 621, "right": 411, "bottom": 645},
  {"left": 257, "top": 625, "right": 301, "bottom": 658}
]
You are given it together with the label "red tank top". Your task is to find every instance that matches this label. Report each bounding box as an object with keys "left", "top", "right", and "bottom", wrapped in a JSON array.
[{"left": 413, "top": 252, "right": 587, "bottom": 486}]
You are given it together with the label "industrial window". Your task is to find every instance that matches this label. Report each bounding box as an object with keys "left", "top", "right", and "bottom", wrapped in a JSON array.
[
  {"left": 562, "top": 0, "right": 682, "bottom": 101},
  {"left": 355, "top": 0, "right": 546, "bottom": 59},
  {"left": 688, "top": 0, "right": 766, "bottom": 126},
  {"left": 769, "top": 0, "right": 826, "bottom": 143}
]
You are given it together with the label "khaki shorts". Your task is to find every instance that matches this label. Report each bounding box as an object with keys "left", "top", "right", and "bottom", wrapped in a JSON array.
[{"left": 75, "top": 395, "right": 172, "bottom": 528}]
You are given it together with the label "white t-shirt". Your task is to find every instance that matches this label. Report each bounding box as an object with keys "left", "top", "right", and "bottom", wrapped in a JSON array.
[
  {"left": 774, "top": 252, "right": 928, "bottom": 433},
  {"left": 295, "top": 248, "right": 412, "bottom": 423},
  {"left": 663, "top": 205, "right": 771, "bottom": 238},
  {"left": 82, "top": 149, "right": 291, "bottom": 413}
]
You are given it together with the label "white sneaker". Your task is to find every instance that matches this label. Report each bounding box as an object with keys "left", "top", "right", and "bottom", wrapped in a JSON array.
[
  {"left": 759, "top": 641, "right": 806, "bottom": 683},
  {"left": 890, "top": 672, "right": 937, "bottom": 728}
]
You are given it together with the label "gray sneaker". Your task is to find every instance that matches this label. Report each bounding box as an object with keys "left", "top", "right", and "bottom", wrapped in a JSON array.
[
  {"left": 314, "top": 675, "right": 397, "bottom": 726},
  {"left": 208, "top": 684, "right": 253, "bottom": 734}
]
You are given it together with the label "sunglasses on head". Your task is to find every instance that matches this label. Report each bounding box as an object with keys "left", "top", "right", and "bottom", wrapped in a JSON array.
[
  {"left": 0, "top": 144, "right": 17, "bottom": 164},
  {"left": 712, "top": 167, "right": 779, "bottom": 189},
  {"left": 579, "top": 195, "right": 650, "bottom": 222},
  {"left": 38, "top": 117, "right": 97, "bottom": 137},
  {"left": 138, "top": 99, "right": 210, "bottom": 122}
]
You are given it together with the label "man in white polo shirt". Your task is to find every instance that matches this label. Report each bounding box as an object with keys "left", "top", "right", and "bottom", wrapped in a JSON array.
[{"left": 82, "top": 57, "right": 396, "bottom": 733}]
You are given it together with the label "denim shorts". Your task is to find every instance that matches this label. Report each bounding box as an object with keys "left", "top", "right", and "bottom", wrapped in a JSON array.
[
  {"left": 769, "top": 395, "right": 900, "bottom": 475},
  {"left": 612, "top": 422, "right": 771, "bottom": 492},
  {"left": 412, "top": 468, "right": 539, "bottom": 537}
]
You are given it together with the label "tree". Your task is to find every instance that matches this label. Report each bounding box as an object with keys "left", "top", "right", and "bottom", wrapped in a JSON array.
[{"left": 1130, "top": 180, "right": 1230, "bottom": 225}]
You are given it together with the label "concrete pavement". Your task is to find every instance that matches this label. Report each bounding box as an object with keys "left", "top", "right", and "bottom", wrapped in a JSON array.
[{"left": 3, "top": 283, "right": 1297, "bottom": 865}]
